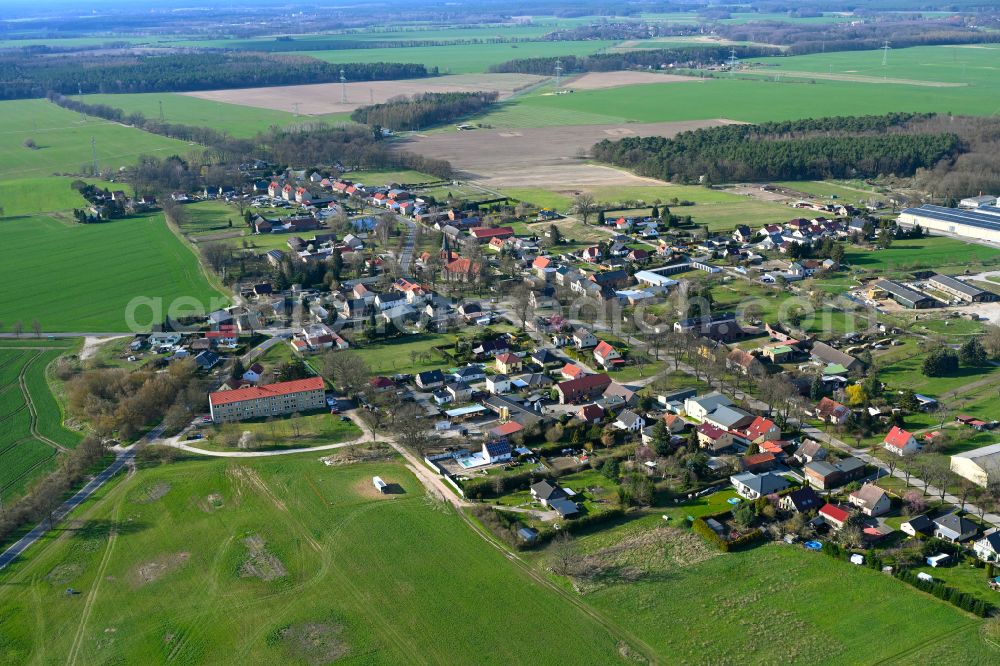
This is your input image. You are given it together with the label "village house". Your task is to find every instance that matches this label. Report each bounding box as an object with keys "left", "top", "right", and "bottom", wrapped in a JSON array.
[
  {"left": 933, "top": 513, "right": 979, "bottom": 543},
  {"left": 614, "top": 410, "right": 645, "bottom": 433},
  {"left": 494, "top": 352, "right": 523, "bottom": 376},
  {"left": 730, "top": 471, "right": 790, "bottom": 500},
  {"left": 415, "top": 369, "right": 445, "bottom": 390},
  {"left": 572, "top": 327, "right": 598, "bottom": 349},
  {"left": 819, "top": 503, "right": 851, "bottom": 530},
  {"left": 593, "top": 341, "right": 624, "bottom": 370},
  {"left": 792, "top": 439, "right": 828, "bottom": 465},
  {"left": 804, "top": 456, "right": 866, "bottom": 490},
  {"left": 576, "top": 404, "right": 605, "bottom": 423},
  {"left": 208, "top": 377, "right": 326, "bottom": 423},
  {"left": 973, "top": 532, "right": 1000, "bottom": 563},
  {"left": 779, "top": 487, "right": 822, "bottom": 514},
  {"left": 556, "top": 373, "right": 612, "bottom": 404},
  {"left": 742, "top": 416, "right": 780, "bottom": 443},
  {"left": 697, "top": 423, "right": 736, "bottom": 454},
  {"left": 814, "top": 397, "right": 851, "bottom": 425},
  {"left": 486, "top": 374, "right": 511, "bottom": 395},
  {"left": 848, "top": 484, "right": 891, "bottom": 517},
  {"left": 884, "top": 426, "right": 920, "bottom": 456}
]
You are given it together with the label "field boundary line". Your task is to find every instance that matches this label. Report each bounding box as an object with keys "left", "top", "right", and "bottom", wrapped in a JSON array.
[{"left": 18, "top": 353, "right": 68, "bottom": 454}]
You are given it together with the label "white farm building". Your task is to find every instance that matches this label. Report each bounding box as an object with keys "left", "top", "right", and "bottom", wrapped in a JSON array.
[
  {"left": 897, "top": 205, "right": 1000, "bottom": 243},
  {"left": 951, "top": 443, "right": 1000, "bottom": 488}
]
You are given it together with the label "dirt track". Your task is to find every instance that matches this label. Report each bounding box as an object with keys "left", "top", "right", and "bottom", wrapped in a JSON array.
[
  {"left": 393, "top": 119, "right": 738, "bottom": 189},
  {"left": 182, "top": 73, "right": 545, "bottom": 115}
]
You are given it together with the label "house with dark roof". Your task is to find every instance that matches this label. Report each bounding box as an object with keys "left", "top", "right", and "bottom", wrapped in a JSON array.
[
  {"left": 614, "top": 410, "right": 645, "bottom": 432},
  {"left": 703, "top": 405, "right": 754, "bottom": 431},
  {"left": 530, "top": 348, "right": 559, "bottom": 367},
  {"left": 901, "top": 514, "right": 935, "bottom": 537},
  {"left": 415, "top": 369, "right": 445, "bottom": 390},
  {"left": 779, "top": 487, "right": 822, "bottom": 513},
  {"left": 730, "top": 471, "right": 790, "bottom": 500},
  {"left": 697, "top": 423, "right": 736, "bottom": 454},
  {"left": 809, "top": 341, "right": 862, "bottom": 372},
  {"left": 482, "top": 439, "right": 513, "bottom": 464},
  {"left": 793, "top": 439, "right": 828, "bottom": 465},
  {"left": 804, "top": 456, "right": 865, "bottom": 489},
  {"left": 973, "top": 531, "right": 1000, "bottom": 563},
  {"left": 530, "top": 480, "right": 567, "bottom": 506},
  {"left": 933, "top": 513, "right": 979, "bottom": 543},
  {"left": 550, "top": 498, "right": 580, "bottom": 519}
]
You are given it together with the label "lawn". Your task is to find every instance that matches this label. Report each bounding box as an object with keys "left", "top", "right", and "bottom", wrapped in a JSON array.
[
  {"left": 573, "top": 530, "right": 997, "bottom": 664},
  {"left": 844, "top": 237, "right": 1000, "bottom": 277},
  {"left": 879, "top": 351, "right": 1000, "bottom": 397},
  {"left": 774, "top": 180, "right": 882, "bottom": 206},
  {"left": 0, "top": 99, "right": 194, "bottom": 180},
  {"left": 352, "top": 333, "right": 455, "bottom": 376},
  {"left": 200, "top": 412, "right": 362, "bottom": 452},
  {"left": 297, "top": 40, "right": 617, "bottom": 75},
  {"left": 0, "top": 456, "right": 626, "bottom": 664},
  {"left": 0, "top": 212, "right": 227, "bottom": 332},
  {"left": 0, "top": 347, "right": 82, "bottom": 500},
  {"left": 75, "top": 93, "right": 352, "bottom": 138}
]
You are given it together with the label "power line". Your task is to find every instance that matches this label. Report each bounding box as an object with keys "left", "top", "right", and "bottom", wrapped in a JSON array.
[
  {"left": 881, "top": 40, "right": 891, "bottom": 67},
  {"left": 158, "top": 100, "right": 164, "bottom": 122},
  {"left": 340, "top": 68, "right": 347, "bottom": 104}
]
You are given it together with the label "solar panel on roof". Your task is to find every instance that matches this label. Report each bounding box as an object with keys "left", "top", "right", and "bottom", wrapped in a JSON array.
[{"left": 901, "top": 205, "right": 1000, "bottom": 232}]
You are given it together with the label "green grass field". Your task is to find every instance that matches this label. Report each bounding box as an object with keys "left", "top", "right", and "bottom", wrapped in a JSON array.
[
  {"left": 298, "top": 40, "right": 617, "bottom": 74},
  {"left": 574, "top": 523, "right": 997, "bottom": 664},
  {"left": 0, "top": 456, "right": 627, "bottom": 664},
  {"left": 844, "top": 236, "right": 1000, "bottom": 276},
  {"left": 0, "top": 100, "right": 195, "bottom": 180},
  {"left": 201, "top": 412, "right": 363, "bottom": 452},
  {"left": 0, "top": 347, "right": 82, "bottom": 500},
  {"left": 0, "top": 212, "right": 227, "bottom": 332},
  {"left": 75, "top": 93, "right": 352, "bottom": 138}
]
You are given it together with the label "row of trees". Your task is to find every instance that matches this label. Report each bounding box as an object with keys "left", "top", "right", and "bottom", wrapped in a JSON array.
[
  {"left": 488, "top": 45, "right": 779, "bottom": 75},
  {"left": 4, "top": 52, "right": 429, "bottom": 99},
  {"left": 350, "top": 91, "right": 499, "bottom": 131},
  {"left": 591, "top": 113, "right": 962, "bottom": 183}
]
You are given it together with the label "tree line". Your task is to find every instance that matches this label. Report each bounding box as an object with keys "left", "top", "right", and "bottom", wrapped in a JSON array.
[
  {"left": 2, "top": 52, "right": 430, "bottom": 99},
  {"left": 488, "top": 45, "right": 780, "bottom": 75},
  {"left": 591, "top": 113, "right": 964, "bottom": 183},
  {"left": 350, "top": 91, "right": 499, "bottom": 131},
  {"left": 224, "top": 36, "right": 537, "bottom": 52}
]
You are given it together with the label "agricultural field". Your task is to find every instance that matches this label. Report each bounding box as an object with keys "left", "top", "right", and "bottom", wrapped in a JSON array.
[
  {"left": 0, "top": 456, "right": 627, "bottom": 664},
  {"left": 477, "top": 67, "right": 1000, "bottom": 128},
  {"left": 295, "top": 40, "right": 617, "bottom": 75},
  {"left": 76, "top": 93, "right": 351, "bottom": 138},
  {"left": 0, "top": 177, "right": 90, "bottom": 218},
  {"left": 183, "top": 73, "right": 545, "bottom": 116},
  {"left": 0, "top": 346, "right": 82, "bottom": 500},
  {"left": 0, "top": 212, "right": 227, "bottom": 332},
  {"left": 0, "top": 100, "right": 195, "bottom": 181}
]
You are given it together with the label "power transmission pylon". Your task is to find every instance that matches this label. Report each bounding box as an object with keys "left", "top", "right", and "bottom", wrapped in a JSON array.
[
  {"left": 91, "top": 136, "right": 98, "bottom": 175},
  {"left": 340, "top": 68, "right": 347, "bottom": 103},
  {"left": 554, "top": 58, "right": 562, "bottom": 89}
]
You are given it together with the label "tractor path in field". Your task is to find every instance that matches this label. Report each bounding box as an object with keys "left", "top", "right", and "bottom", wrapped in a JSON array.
[{"left": 18, "top": 353, "right": 68, "bottom": 453}]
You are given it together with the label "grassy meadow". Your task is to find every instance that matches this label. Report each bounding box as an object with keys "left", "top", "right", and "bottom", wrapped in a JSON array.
[
  {"left": 0, "top": 212, "right": 227, "bottom": 332},
  {"left": 0, "top": 456, "right": 627, "bottom": 664},
  {"left": 844, "top": 236, "right": 1000, "bottom": 277},
  {"left": 0, "top": 100, "right": 194, "bottom": 180}
]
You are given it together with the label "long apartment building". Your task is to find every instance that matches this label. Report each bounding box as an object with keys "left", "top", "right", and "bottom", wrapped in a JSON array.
[{"left": 209, "top": 376, "right": 326, "bottom": 423}]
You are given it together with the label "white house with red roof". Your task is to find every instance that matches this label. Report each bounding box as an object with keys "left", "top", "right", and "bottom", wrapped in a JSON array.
[
  {"left": 469, "top": 227, "right": 514, "bottom": 243},
  {"left": 593, "top": 341, "right": 623, "bottom": 369},
  {"left": 295, "top": 187, "right": 311, "bottom": 204},
  {"left": 884, "top": 426, "right": 919, "bottom": 456},
  {"left": 281, "top": 183, "right": 295, "bottom": 201},
  {"left": 561, "top": 363, "right": 586, "bottom": 380},
  {"left": 819, "top": 503, "right": 850, "bottom": 530},
  {"left": 209, "top": 376, "right": 326, "bottom": 423},
  {"left": 582, "top": 246, "right": 602, "bottom": 263},
  {"left": 742, "top": 416, "right": 780, "bottom": 444},
  {"left": 267, "top": 181, "right": 282, "bottom": 198}
]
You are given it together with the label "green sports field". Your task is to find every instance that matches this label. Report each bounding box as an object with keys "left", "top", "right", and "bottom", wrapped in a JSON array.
[
  {"left": 0, "top": 100, "right": 195, "bottom": 180},
  {"left": 75, "top": 93, "right": 352, "bottom": 138},
  {"left": 0, "top": 456, "right": 627, "bottom": 664},
  {"left": 0, "top": 346, "right": 82, "bottom": 500},
  {"left": 0, "top": 212, "right": 227, "bottom": 332}
]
